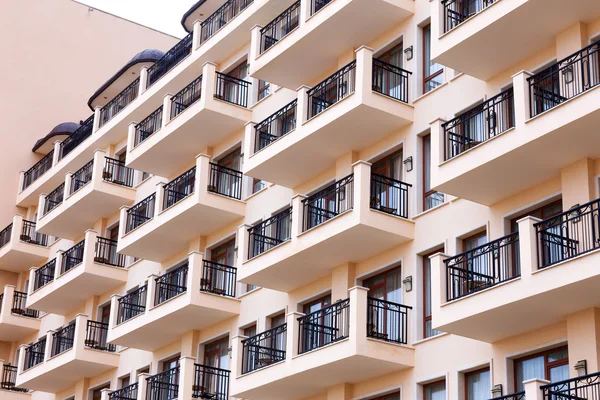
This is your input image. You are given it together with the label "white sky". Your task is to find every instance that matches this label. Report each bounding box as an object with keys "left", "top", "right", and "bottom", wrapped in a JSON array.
[{"left": 79, "top": 0, "right": 199, "bottom": 38}]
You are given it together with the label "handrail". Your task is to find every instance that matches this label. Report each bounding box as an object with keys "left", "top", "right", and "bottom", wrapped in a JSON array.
[
  {"left": 134, "top": 106, "right": 163, "bottom": 146},
  {"left": 254, "top": 99, "right": 297, "bottom": 152},
  {"left": 199, "top": 0, "right": 254, "bottom": 44},
  {"left": 23, "top": 150, "right": 54, "bottom": 190},
  {"left": 59, "top": 115, "right": 94, "bottom": 160},
  {"left": 147, "top": 33, "right": 193, "bottom": 87},
  {"left": 99, "top": 77, "right": 139, "bottom": 127},
  {"left": 126, "top": 193, "right": 156, "bottom": 233},
  {"left": 248, "top": 206, "right": 292, "bottom": 259},
  {"left": 260, "top": 0, "right": 301, "bottom": 53},
  {"left": 307, "top": 60, "right": 356, "bottom": 119}
]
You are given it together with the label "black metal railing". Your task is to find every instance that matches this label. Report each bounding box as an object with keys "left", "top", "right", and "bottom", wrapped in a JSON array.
[
  {"left": 303, "top": 174, "right": 354, "bottom": 231},
  {"left": 248, "top": 207, "right": 292, "bottom": 259},
  {"left": 298, "top": 298, "right": 350, "bottom": 354},
  {"left": 1, "top": 364, "right": 27, "bottom": 392},
  {"left": 170, "top": 75, "right": 203, "bottom": 119},
  {"left": 442, "top": 0, "right": 497, "bottom": 32},
  {"left": 311, "top": 0, "right": 333, "bottom": 15},
  {"left": 446, "top": 232, "right": 520, "bottom": 301},
  {"left": 135, "top": 106, "right": 163, "bottom": 146},
  {"left": 541, "top": 371, "right": 600, "bottom": 400},
  {"left": 61, "top": 240, "right": 85, "bottom": 274},
  {"left": 242, "top": 324, "right": 287, "bottom": 374},
  {"left": 260, "top": 0, "right": 300, "bottom": 53},
  {"left": 24, "top": 338, "right": 46, "bottom": 370},
  {"left": 23, "top": 150, "right": 54, "bottom": 190},
  {"left": 104, "top": 157, "right": 135, "bottom": 187},
  {"left": 70, "top": 159, "right": 94, "bottom": 194},
  {"left": 147, "top": 33, "right": 193, "bottom": 87},
  {"left": 214, "top": 72, "right": 251, "bottom": 108},
  {"left": 21, "top": 219, "right": 48, "bottom": 246},
  {"left": 208, "top": 163, "right": 243, "bottom": 200},
  {"left": 33, "top": 258, "right": 56, "bottom": 291},
  {"left": 528, "top": 40, "right": 600, "bottom": 117},
  {"left": 85, "top": 320, "right": 115, "bottom": 352},
  {"left": 443, "top": 88, "right": 514, "bottom": 160},
  {"left": 535, "top": 198, "right": 600, "bottom": 269},
  {"left": 366, "top": 297, "right": 411, "bottom": 344},
  {"left": 147, "top": 367, "right": 180, "bottom": 400},
  {"left": 12, "top": 291, "right": 38, "bottom": 318},
  {"left": 109, "top": 382, "right": 138, "bottom": 400},
  {"left": 99, "top": 78, "right": 140, "bottom": 127},
  {"left": 307, "top": 60, "right": 356, "bottom": 119},
  {"left": 51, "top": 322, "right": 75, "bottom": 356},
  {"left": 254, "top": 100, "right": 297, "bottom": 152},
  {"left": 200, "top": 0, "right": 254, "bottom": 44},
  {"left": 372, "top": 58, "right": 411, "bottom": 103},
  {"left": 192, "top": 364, "right": 230, "bottom": 400},
  {"left": 126, "top": 193, "right": 156, "bottom": 233},
  {"left": 44, "top": 182, "right": 65, "bottom": 215},
  {"left": 491, "top": 392, "right": 525, "bottom": 400},
  {"left": 117, "top": 285, "right": 147, "bottom": 324},
  {"left": 201, "top": 260, "right": 236, "bottom": 297},
  {"left": 370, "top": 174, "right": 411, "bottom": 218},
  {"left": 59, "top": 115, "right": 94, "bottom": 160},
  {"left": 155, "top": 264, "right": 188, "bottom": 305},
  {"left": 95, "top": 237, "right": 126, "bottom": 268},
  {"left": 0, "top": 224, "right": 11, "bottom": 248},
  {"left": 163, "top": 167, "right": 196, "bottom": 209}
]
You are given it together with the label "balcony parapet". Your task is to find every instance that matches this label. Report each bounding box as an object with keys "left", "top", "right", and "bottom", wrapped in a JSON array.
[{"left": 0, "top": 215, "right": 49, "bottom": 273}]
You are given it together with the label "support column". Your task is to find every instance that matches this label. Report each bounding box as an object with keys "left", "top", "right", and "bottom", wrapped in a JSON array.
[
  {"left": 200, "top": 62, "right": 217, "bottom": 108},
  {"left": 512, "top": 70, "right": 533, "bottom": 123},
  {"left": 556, "top": 22, "right": 588, "bottom": 59},
  {"left": 177, "top": 356, "right": 196, "bottom": 400},
  {"left": 137, "top": 373, "right": 151, "bottom": 400},
  {"left": 331, "top": 263, "right": 355, "bottom": 302},
  {"left": 566, "top": 308, "right": 600, "bottom": 376},
  {"left": 352, "top": 160, "right": 371, "bottom": 216},
  {"left": 354, "top": 46, "right": 374, "bottom": 100},
  {"left": 327, "top": 383, "right": 353, "bottom": 400},
  {"left": 108, "top": 294, "right": 122, "bottom": 329},
  {"left": 73, "top": 313, "right": 90, "bottom": 355},
  {"left": 249, "top": 25, "right": 263, "bottom": 65},
  {"left": 162, "top": 94, "right": 174, "bottom": 128},
  {"left": 296, "top": 86, "right": 310, "bottom": 125},
  {"left": 560, "top": 158, "right": 595, "bottom": 210},
  {"left": 146, "top": 274, "right": 158, "bottom": 312},
  {"left": 100, "top": 388, "right": 113, "bottom": 400},
  {"left": 192, "top": 20, "right": 204, "bottom": 50},
  {"left": 231, "top": 335, "right": 248, "bottom": 379},
  {"left": 517, "top": 216, "right": 541, "bottom": 276},
  {"left": 291, "top": 194, "right": 307, "bottom": 237},
  {"left": 348, "top": 286, "right": 368, "bottom": 345},
  {"left": 237, "top": 224, "right": 252, "bottom": 265},
  {"left": 523, "top": 379, "right": 549, "bottom": 400},
  {"left": 286, "top": 311, "right": 304, "bottom": 359},
  {"left": 139, "top": 67, "right": 149, "bottom": 94},
  {"left": 429, "top": 252, "right": 449, "bottom": 330}
]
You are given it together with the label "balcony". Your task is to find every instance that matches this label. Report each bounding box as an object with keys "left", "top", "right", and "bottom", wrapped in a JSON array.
[
  {"left": 126, "top": 63, "right": 252, "bottom": 178},
  {"left": 238, "top": 161, "right": 413, "bottom": 292},
  {"left": 118, "top": 154, "right": 245, "bottom": 262},
  {"left": 27, "top": 231, "right": 128, "bottom": 315},
  {"left": 231, "top": 287, "right": 413, "bottom": 400},
  {"left": 36, "top": 150, "right": 137, "bottom": 240},
  {"left": 431, "top": 199, "right": 600, "bottom": 342},
  {"left": 431, "top": 43, "right": 600, "bottom": 205},
  {"left": 430, "top": 0, "right": 600, "bottom": 80},
  {"left": 249, "top": 0, "right": 414, "bottom": 89},
  {"left": 244, "top": 47, "right": 414, "bottom": 188},
  {"left": 16, "top": 314, "right": 118, "bottom": 393},
  {"left": 0, "top": 215, "right": 49, "bottom": 273},
  {"left": 0, "top": 286, "right": 40, "bottom": 342},
  {"left": 0, "top": 361, "right": 30, "bottom": 399},
  {"left": 108, "top": 252, "right": 239, "bottom": 351}
]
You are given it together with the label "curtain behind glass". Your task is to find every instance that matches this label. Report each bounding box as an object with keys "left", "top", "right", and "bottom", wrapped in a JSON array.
[
  {"left": 467, "top": 370, "right": 490, "bottom": 400},
  {"left": 515, "top": 356, "right": 544, "bottom": 392}
]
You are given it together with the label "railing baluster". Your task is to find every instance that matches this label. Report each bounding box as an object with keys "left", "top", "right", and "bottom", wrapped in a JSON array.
[
  {"left": 208, "top": 163, "right": 243, "bottom": 200},
  {"left": 117, "top": 285, "right": 147, "bottom": 324},
  {"left": 109, "top": 382, "right": 138, "bottom": 400},
  {"left": 170, "top": 75, "right": 203, "bottom": 119},
  {"left": 201, "top": 260, "right": 237, "bottom": 297},
  {"left": 147, "top": 34, "right": 193, "bottom": 87},
  {"left": 298, "top": 299, "right": 350, "bottom": 354},
  {"left": 22, "top": 150, "right": 54, "bottom": 190},
  {"left": 200, "top": 0, "right": 254, "bottom": 44},
  {"left": 254, "top": 100, "right": 297, "bottom": 152},
  {"left": 442, "top": 0, "right": 497, "bottom": 33},
  {"left": 260, "top": 1, "right": 301, "bottom": 53},
  {"left": 126, "top": 193, "right": 156, "bottom": 233},
  {"left": 154, "top": 264, "right": 188, "bottom": 306},
  {"left": 214, "top": 73, "right": 251, "bottom": 108},
  {"left": 33, "top": 258, "right": 57, "bottom": 291},
  {"left": 307, "top": 61, "right": 356, "bottom": 119},
  {"left": 366, "top": 297, "right": 411, "bottom": 344},
  {"left": 370, "top": 173, "right": 411, "bottom": 218},
  {"left": 99, "top": 78, "right": 140, "bottom": 127},
  {"left": 302, "top": 174, "right": 354, "bottom": 231},
  {"left": 69, "top": 159, "right": 94, "bottom": 195},
  {"left": 193, "top": 364, "right": 230, "bottom": 400},
  {"left": 103, "top": 157, "right": 135, "bottom": 187},
  {"left": 372, "top": 58, "right": 412, "bottom": 103},
  {"left": 44, "top": 182, "right": 65, "bottom": 215},
  {"left": 59, "top": 115, "right": 94, "bottom": 160},
  {"left": 134, "top": 106, "right": 163, "bottom": 146},
  {"left": 163, "top": 167, "right": 196, "bottom": 209},
  {"left": 248, "top": 207, "right": 292, "bottom": 259},
  {"left": 241, "top": 324, "right": 287, "bottom": 374}
]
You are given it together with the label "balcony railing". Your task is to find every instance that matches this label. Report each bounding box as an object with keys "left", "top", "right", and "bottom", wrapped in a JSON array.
[
  {"left": 170, "top": 75, "right": 203, "bottom": 119},
  {"left": 260, "top": 0, "right": 300, "bottom": 53},
  {"left": 199, "top": 0, "right": 254, "bottom": 44},
  {"left": 109, "top": 382, "right": 138, "bottom": 400},
  {"left": 491, "top": 392, "right": 525, "bottom": 400},
  {"left": 241, "top": 323, "right": 287, "bottom": 374},
  {"left": 214, "top": 72, "right": 251, "bottom": 108},
  {"left": 33, "top": 258, "right": 56, "bottom": 291},
  {"left": 85, "top": 320, "right": 115, "bottom": 352},
  {"left": 298, "top": 298, "right": 350, "bottom": 354},
  {"left": 70, "top": 159, "right": 94, "bottom": 194},
  {"left": 443, "top": 88, "right": 515, "bottom": 160},
  {"left": 51, "top": 322, "right": 75, "bottom": 356},
  {"left": 248, "top": 206, "right": 292, "bottom": 259},
  {"left": 24, "top": 338, "right": 45, "bottom": 370},
  {"left": 201, "top": 260, "right": 236, "bottom": 297},
  {"left": 134, "top": 106, "right": 163, "bottom": 146},
  {"left": 528, "top": 40, "right": 600, "bottom": 117},
  {"left": 311, "top": 0, "right": 333, "bottom": 15},
  {"left": 147, "top": 33, "right": 193, "bottom": 87},
  {"left": 21, "top": 219, "right": 48, "bottom": 246},
  {"left": 445, "top": 232, "right": 520, "bottom": 301},
  {"left": 307, "top": 60, "right": 356, "bottom": 119},
  {"left": 103, "top": 157, "right": 135, "bottom": 187},
  {"left": 208, "top": 163, "right": 243, "bottom": 200},
  {"left": 193, "top": 364, "right": 230, "bottom": 400},
  {"left": 541, "top": 371, "right": 600, "bottom": 400},
  {"left": 442, "top": 0, "right": 497, "bottom": 33},
  {"left": 146, "top": 367, "right": 179, "bottom": 400},
  {"left": 372, "top": 58, "right": 411, "bottom": 103},
  {"left": 366, "top": 297, "right": 410, "bottom": 344},
  {"left": 59, "top": 115, "right": 94, "bottom": 160},
  {"left": 126, "top": 193, "right": 156, "bottom": 233},
  {"left": 1, "top": 364, "right": 27, "bottom": 392},
  {"left": 117, "top": 285, "right": 147, "bottom": 324},
  {"left": 99, "top": 78, "right": 140, "bottom": 127},
  {"left": 22, "top": 150, "right": 54, "bottom": 190},
  {"left": 43, "top": 182, "right": 65, "bottom": 215},
  {"left": 535, "top": 198, "right": 600, "bottom": 269},
  {"left": 95, "top": 237, "right": 126, "bottom": 268},
  {"left": 370, "top": 174, "right": 411, "bottom": 218},
  {"left": 60, "top": 240, "right": 85, "bottom": 274},
  {"left": 11, "top": 291, "right": 38, "bottom": 319},
  {"left": 0, "top": 224, "right": 12, "bottom": 248},
  {"left": 155, "top": 264, "right": 188, "bottom": 306},
  {"left": 254, "top": 100, "right": 297, "bottom": 152},
  {"left": 302, "top": 174, "right": 354, "bottom": 231},
  {"left": 163, "top": 167, "right": 195, "bottom": 209}
]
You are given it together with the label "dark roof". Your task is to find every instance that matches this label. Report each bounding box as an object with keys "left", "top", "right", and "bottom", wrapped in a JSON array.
[
  {"left": 32, "top": 122, "right": 81, "bottom": 152},
  {"left": 181, "top": 0, "right": 208, "bottom": 33},
  {"left": 87, "top": 49, "right": 165, "bottom": 110}
]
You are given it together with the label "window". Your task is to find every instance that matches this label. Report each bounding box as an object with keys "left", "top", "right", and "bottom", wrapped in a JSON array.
[
  {"left": 364, "top": 267, "right": 402, "bottom": 304},
  {"left": 91, "top": 384, "right": 110, "bottom": 400},
  {"left": 424, "top": 380, "right": 446, "bottom": 400},
  {"left": 466, "top": 368, "right": 490, "bottom": 400},
  {"left": 423, "top": 134, "right": 445, "bottom": 211},
  {"left": 509, "top": 199, "right": 563, "bottom": 232},
  {"left": 246, "top": 283, "right": 259, "bottom": 293},
  {"left": 210, "top": 239, "right": 236, "bottom": 266},
  {"left": 204, "top": 336, "right": 229, "bottom": 370},
  {"left": 423, "top": 24, "right": 444, "bottom": 94},
  {"left": 423, "top": 250, "right": 443, "bottom": 339},
  {"left": 514, "top": 346, "right": 568, "bottom": 392},
  {"left": 271, "top": 312, "right": 286, "bottom": 328},
  {"left": 244, "top": 325, "right": 257, "bottom": 338},
  {"left": 372, "top": 391, "right": 401, "bottom": 400},
  {"left": 214, "top": 148, "right": 242, "bottom": 198},
  {"left": 258, "top": 80, "right": 271, "bottom": 101},
  {"left": 120, "top": 375, "right": 131, "bottom": 389},
  {"left": 252, "top": 178, "right": 266, "bottom": 194}
]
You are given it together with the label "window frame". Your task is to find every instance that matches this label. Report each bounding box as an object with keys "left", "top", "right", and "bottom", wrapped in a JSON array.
[
  {"left": 513, "top": 345, "right": 569, "bottom": 391},
  {"left": 464, "top": 367, "right": 491, "bottom": 400},
  {"left": 423, "top": 249, "right": 443, "bottom": 339},
  {"left": 422, "top": 24, "right": 444, "bottom": 94},
  {"left": 423, "top": 379, "right": 447, "bottom": 400},
  {"left": 422, "top": 134, "right": 444, "bottom": 211}
]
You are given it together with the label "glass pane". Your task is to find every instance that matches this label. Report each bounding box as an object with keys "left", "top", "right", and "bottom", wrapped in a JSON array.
[
  {"left": 547, "top": 348, "right": 568, "bottom": 363},
  {"left": 515, "top": 356, "right": 544, "bottom": 391},
  {"left": 385, "top": 269, "right": 402, "bottom": 304},
  {"left": 467, "top": 370, "right": 490, "bottom": 400},
  {"left": 425, "top": 381, "right": 446, "bottom": 400},
  {"left": 549, "top": 364, "right": 569, "bottom": 383},
  {"left": 423, "top": 135, "right": 431, "bottom": 192}
]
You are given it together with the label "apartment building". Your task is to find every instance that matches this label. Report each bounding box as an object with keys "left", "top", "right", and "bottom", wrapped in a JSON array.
[{"left": 3, "top": 0, "right": 600, "bottom": 399}]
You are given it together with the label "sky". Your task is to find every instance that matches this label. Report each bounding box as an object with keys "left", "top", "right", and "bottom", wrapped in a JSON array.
[{"left": 79, "top": 0, "right": 199, "bottom": 38}]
